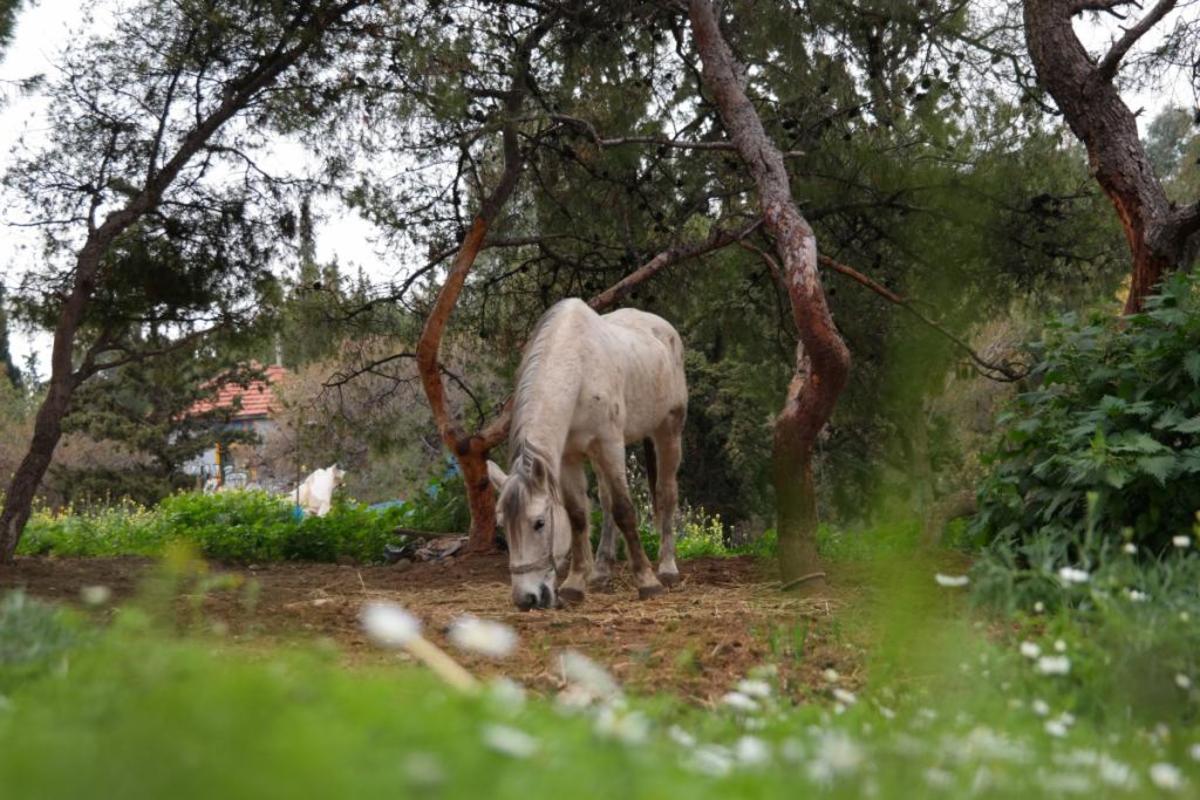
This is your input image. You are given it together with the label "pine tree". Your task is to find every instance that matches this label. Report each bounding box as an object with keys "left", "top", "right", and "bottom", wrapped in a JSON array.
[{"left": 0, "top": 285, "right": 22, "bottom": 390}]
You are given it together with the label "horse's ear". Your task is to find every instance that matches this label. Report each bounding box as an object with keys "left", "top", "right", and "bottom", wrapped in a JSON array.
[
  {"left": 529, "top": 457, "right": 546, "bottom": 487},
  {"left": 487, "top": 460, "right": 508, "bottom": 493}
]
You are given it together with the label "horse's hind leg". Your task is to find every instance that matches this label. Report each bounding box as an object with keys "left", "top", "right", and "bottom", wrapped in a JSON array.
[
  {"left": 558, "top": 456, "right": 592, "bottom": 605},
  {"left": 652, "top": 416, "right": 684, "bottom": 587},
  {"left": 588, "top": 477, "right": 618, "bottom": 592},
  {"left": 591, "top": 439, "right": 663, "bottom": 600}
]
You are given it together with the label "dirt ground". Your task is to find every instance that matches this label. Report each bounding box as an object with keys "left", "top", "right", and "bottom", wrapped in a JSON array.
[{"left": 0, "top": 554, "right": 861, "bottom": 705}]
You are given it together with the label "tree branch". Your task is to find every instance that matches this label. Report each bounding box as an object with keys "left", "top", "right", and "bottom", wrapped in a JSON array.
[
  {"left": 1095, "top": 0, "right": 1177, "bottom": 81},
  {"left": 550, "top": 114, "right": 805, "bottom": 157}
]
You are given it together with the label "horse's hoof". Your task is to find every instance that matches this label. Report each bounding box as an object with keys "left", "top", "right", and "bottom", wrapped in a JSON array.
[
  {"left": 658, "top": 571, "right": 680, "bottom": 588},
  {"left": 559, "top": 586, "right": 586, "bottom": 605},
  {"left": 637, "top": 584, "right": 665, "bottom": 600}
]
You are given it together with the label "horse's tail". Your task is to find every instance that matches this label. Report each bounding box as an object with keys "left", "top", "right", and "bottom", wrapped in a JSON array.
[{"left": 643, "top": 438, "right": 658, "bottom": 508}]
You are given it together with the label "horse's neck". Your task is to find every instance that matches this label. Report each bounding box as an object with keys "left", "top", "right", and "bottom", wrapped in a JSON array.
[
  {"left": 512, "top": 372, "right": 583, "bottom": 475},
  {"left": 513, "top": 392, "right": 574, "bottom": 477}
]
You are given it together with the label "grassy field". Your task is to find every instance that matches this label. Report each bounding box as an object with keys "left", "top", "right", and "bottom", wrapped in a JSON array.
[{"left": 2, "top": 530, "right": 1198, "bottom": 798}]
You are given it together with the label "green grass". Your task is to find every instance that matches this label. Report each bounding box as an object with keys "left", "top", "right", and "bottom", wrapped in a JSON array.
[{"left": 3, "top": 537, "right": 1199, "bottom": 798}]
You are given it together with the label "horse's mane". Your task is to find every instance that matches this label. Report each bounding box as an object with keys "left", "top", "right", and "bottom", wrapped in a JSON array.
[
  {"left": 501, "top": 301, "right": 574, "bottom": 523},
  {"left": 509, "top": 300, "right": 572, "bottom": 452}
]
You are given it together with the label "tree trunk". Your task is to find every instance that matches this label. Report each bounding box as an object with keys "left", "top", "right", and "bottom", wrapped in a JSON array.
[
  {"left": 0, "top": 239, "right": 98, "bottom": 562},
  {"left": 413, "top": 19, "right": 554, "bottom": 555},
  {"left": 457, "top": 436, "right": 496, "bottom": 552},
  {"left": 1023, "top": 0, "right": 1200, "bottom": 313},
  {"left": 0, "top": 3, "right": 361, "bottom": 562},
  {"left": 0, "top": 380, "right": 72, "bottom": 560},
  {"left": 689, "top": 0, "right": 850, "bottom": 591},
  {"left": 417, "top": 217, "right": 511, "bottom": 555}
]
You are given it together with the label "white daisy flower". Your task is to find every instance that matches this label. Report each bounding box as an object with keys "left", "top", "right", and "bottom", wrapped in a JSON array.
[
  {"left": 823, "top": 668, "right": 841, "bottom": 683},
  {"left": 1149, "top": 762, "right": 1184, "bottom": 791},
  {"left": 1058, "top": 567, "right": 1090, "bottom": 585},
  {"left": 360, "top": 602, "right": 420, "bottom": 648},
  {"left": 807, "top": 730, "right": 864, "bottom": 784},
  {"left": 593, "top": 706, "right": 649, "bottom": 745},
  {"left": 686, "top": 744, "right": 734, "bottom": 777},
  {"left": 1175, "top": 674, "right": 1192, "bottom": 690},
  {"left": 735, "top": 735, "right": 771, "bottom": 767},
  {"left": 736, "top": 678, "right": 772, "bottom": 699},
  {"left": 560, "top": 650, "right": 620, "bottom": 700},
  {"left": 721, "top": 691, "right": 759, "bottom": 713},
  {"left": 80, "top": 585, "right": 112, "bottom": 606},
  {"left": 447, "top": 615, "right": 517, "bottom": 659},
  {"left": 935, "top": 573, "right": 970, "bottom": 587},
  {"left": 1189, "top": 742, "right": 1200, "bottom": 762},
  {"left": 481, "top": 724, "right": 538, "bottom": 759},
  {"left": 1054, "top": 639, "right": 1067, "bottom": 653},
  {"left": 1020, "top": 641, "right": 1042, "bottom": 659},
  {"left": 1033, "top": 601, "right": 1046, "bottom": 614},
  {"left": 1032, "top": 699, "right": 1051, "bottom": 716},
  {"left": 1044, "top": 719, "right": 1068, "bottom": 738},
  {"left": 1126, "top": 588, "right": 1148, "bottom": 602},
  {"left": 1123, "top": 542, "right": 1137, "bottom": 555},
  {"left": 667, "top": 725, "right": 696, "bottom": 748},
  {"left": 1097, "top": 755, "right": 1136, "bottom": 789},
  {"left": 1173, "top": 535, "right": 1191, "bottom": 549},
  {"left": 1035, "top": 655, "right": 1071, "bottom": 676},
  {"left": 832, "top": 687, "right": 858, "bottom": 705}
]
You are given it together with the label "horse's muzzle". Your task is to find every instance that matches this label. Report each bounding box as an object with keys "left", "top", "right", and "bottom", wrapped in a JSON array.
[{"left": 514, "top": 582, "right": 555, "bottom": 611}]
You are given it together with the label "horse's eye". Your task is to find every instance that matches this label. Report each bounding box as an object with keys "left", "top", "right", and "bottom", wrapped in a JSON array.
[{"left": 533, "top": 518, "right": 545, "bottom": 531}]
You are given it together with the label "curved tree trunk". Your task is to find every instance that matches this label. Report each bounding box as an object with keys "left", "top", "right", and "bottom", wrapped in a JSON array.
[
  {"left": 416, "top": 215, "right": 517, "bottom": 555},
  {"left": 689, "top": 0, "right": 850, "bottom": 591},
  {"left": 413, "top": 18, "right": 556, "bottom": 555},
  {"left": 1023, "top": 0, "right": 1200, "bottom": 313}
]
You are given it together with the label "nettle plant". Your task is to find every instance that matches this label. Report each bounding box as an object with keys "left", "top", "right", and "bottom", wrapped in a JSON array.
[{"left": 974, "top": 273, "right": 1200, "bottom": 559}]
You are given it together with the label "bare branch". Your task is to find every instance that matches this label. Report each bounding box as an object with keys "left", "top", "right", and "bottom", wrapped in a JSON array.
[
  {"left": 586, "top": 218, "right": 762, "bottom": 310},
  {"left": 550, "top": 114, "right": 805, "bottom": 157},
  {"left": 1070, "top": 0, "right": 1137, "bottom": 15},
  {"left": 1096, "top": 0, "right": 1178, "bottom": 81}
]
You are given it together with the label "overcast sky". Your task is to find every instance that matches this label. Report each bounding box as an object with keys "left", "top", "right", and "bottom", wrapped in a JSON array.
[{"left": 1, "top": 0, "right": 1195, "bottom": 373}]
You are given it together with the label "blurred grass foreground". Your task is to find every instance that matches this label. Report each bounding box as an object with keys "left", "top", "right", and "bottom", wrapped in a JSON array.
[{"left": 2, "top": 531, "right": 1198, "bottom": 799}]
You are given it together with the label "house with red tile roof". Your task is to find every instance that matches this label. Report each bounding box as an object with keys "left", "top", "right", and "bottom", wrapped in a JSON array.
[{"left": 184, "top": 363, "right": 289, "bottom": 487}]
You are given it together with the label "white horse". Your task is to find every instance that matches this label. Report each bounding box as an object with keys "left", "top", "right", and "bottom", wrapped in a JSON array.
[
  {"left": 294, "top": 464, "right": 345, "bottom": 517},
  {"left": 487, "top": 298, "right": 687, "bottom": 610}
]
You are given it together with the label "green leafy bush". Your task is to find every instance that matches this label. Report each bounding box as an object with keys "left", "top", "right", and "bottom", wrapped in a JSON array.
[
  {"left": 401, "top": 472, "right": 471, "bottom": 533},
  {"left": 18, "top": 490, "right": 407, "bottom": 564},
  {"left": 973, "top": 274, "right": 1200, "bottom": 559}
]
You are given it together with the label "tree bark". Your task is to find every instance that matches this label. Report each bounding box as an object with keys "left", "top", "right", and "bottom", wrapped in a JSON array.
[
  {"left": 688, "top": 0, "right": 850, "bottom": 591},
  {"left": 414, "top": 19, "right": 554, "bottom": 555},
  {"left": 0, "top": 1, "right": 364, "bottom": 562},
  {"left": 1023, "top": 0, "right": 1200, "bottom": 313}
]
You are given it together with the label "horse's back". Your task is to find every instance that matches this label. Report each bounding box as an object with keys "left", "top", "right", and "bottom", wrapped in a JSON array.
[{"left": 591, "top": 307, "right": 686, "bottom": 440}]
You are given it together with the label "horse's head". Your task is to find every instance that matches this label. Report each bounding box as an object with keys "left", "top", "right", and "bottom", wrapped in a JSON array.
[{"left": 488, "top": 453, "right": 570, "bottom": 610}]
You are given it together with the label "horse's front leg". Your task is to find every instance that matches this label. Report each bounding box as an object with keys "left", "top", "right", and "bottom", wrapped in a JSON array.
[
  {"left": 557, "top": 457, "right": 592, "bottom": 605},
  {"left": 588, "top": 478, "right": 618, "bottom": 592}
]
